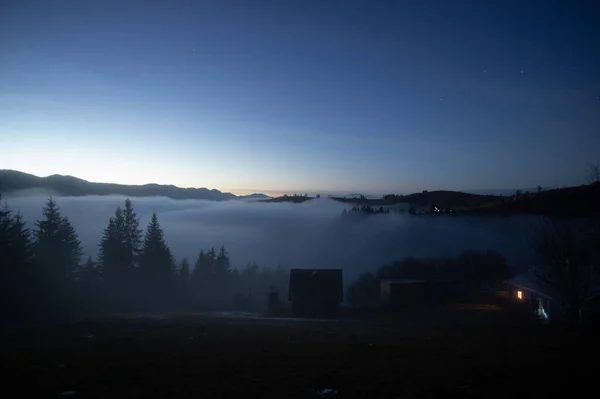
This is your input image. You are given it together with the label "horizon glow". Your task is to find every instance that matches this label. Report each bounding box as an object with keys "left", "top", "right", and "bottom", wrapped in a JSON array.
[{"left": 1, "top": 1, "right": 599, "bottom": 194}]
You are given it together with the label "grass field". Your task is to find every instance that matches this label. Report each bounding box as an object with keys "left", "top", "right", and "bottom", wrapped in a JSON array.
[{"left": 2, "top": 309, "right": 597, "bottom": 398}]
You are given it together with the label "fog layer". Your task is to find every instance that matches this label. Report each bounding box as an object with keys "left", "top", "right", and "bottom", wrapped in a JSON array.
[{"left": 7, "top": 195, "right": 542, "bottom": 283}]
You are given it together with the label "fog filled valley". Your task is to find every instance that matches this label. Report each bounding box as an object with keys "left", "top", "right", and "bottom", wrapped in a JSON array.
[
  {"left": 4, "top": 192, "right": 599, "bottom": 398},
  {"left": 7, "top": 194, "right": 541, "bottom": 278},
  {"left": 0, "top": 192, "right": 546, "bottom": 318}
]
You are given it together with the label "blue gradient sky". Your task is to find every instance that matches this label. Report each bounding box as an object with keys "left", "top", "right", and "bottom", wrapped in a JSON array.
[{"left": 1, "top": 0, "right": 599, "bottom": 195}]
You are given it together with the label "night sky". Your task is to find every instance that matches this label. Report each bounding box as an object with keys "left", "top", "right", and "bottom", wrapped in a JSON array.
[{"left": 1, "top": 0, "right": 599, "bottom": 195}]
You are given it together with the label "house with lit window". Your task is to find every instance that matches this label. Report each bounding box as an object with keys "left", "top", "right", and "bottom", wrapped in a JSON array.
[
  {"left": 504, "top": 271, "right": 553, "bottom": 320},
  {"left": 503, "top": 268, "right": 600, "bottom": 323}
]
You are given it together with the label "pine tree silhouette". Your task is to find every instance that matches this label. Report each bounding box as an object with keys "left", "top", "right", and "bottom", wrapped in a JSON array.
[
  {"left": 139, "top": 213, "right": 175, "bottom": 287},
  {"left": 216, "top": 245, "right": 231, "bottom": 275},
  {"left": 192, "top": 250, "right": 206, "bottom": 284},
  {"left": 1, "top": 199, "right": 34, "bottom": 317},
  {"left": 122, "top": 198, "right": 142, "bottom": 271},
  {"left": 98, "top": 200, "right": 142, "bottom": 288},
  {"left": 98, "top": 208, "right": 127, "bottom": 285},
  {"left": 34, "top": 198, "right": 82, "bottom": 283}
]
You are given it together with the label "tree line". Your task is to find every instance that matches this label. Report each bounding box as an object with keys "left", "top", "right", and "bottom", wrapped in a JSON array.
[
  {"left": 347, "top": 250, "right": 513, "bottom": 307},
  {"left": 347, "top": 216, "right": 600, "bottom": 324},
  {"left": 0, "top": 196, "right": 289, "bottom": 320}
]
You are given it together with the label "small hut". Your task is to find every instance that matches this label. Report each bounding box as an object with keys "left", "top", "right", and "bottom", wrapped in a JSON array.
[{"left": 289, "top": 269, "right": 343, "bottom": 317}]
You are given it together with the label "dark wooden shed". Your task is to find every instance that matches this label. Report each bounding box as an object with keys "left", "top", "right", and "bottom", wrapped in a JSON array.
[{"left": 288, "top": 269, "right": 343, "bottom": 317}]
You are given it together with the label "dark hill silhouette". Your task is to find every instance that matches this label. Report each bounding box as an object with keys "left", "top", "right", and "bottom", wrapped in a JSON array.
[
  {"left": 332, "top": 190, "right": 502, "bottom": 209},
  {"left": 465, "top": 183, "right": 600, "bottom": 217},
  {"left": 260, "top": 194, "right": 312, "bottom": 203},
  {"left": 333, "top": 185, "right": 600, "bottom": 217},
  {"left": 0, "top": 170, "right": 272, "bottom": 201},
  {"left": 238, "top": 193, "right": 272, "bottom": 200}
]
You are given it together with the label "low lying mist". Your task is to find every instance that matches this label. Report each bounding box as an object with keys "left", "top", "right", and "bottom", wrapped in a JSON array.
[{"left": 7, "top": 193, "right": 542, "bottom": 284}]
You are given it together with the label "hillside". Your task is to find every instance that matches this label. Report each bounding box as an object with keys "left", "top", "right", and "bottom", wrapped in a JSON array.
[
  {"left": 238, "top": 193, "right": 272, "bottom": 200},
  {"left": 332, "top": 191, "right": 502, "bottom": 209},
  {"left": 0, "top": 170, "right": 271, "bottom": 201},
  {"left": 465, "top": 183, "right": 600, "bottom": 217},
  {"left": 259, "top": 194, "right": 313, "bottom": 203},
  {"left": 331, "top": 185, "right": 600, "bottom": 217}
]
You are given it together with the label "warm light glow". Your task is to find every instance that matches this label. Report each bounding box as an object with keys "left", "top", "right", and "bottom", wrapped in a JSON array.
[{"left": 517, "top": 290, "right": 523, "bottom": 300}]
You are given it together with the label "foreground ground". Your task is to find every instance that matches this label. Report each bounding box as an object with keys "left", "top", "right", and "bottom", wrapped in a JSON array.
[{"left": 1, "top": 309, "right": 597, "bottom": 398}]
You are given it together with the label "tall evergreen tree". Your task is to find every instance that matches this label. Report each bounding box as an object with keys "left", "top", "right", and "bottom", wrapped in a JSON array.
[
  {"left": 122, "top": 198, "right": 142, "bottom": 270},
  {"left": 9, "top": 213, "right": 32, "bottom": 262},
  {"left": 0, "top": 201, "right": 36, "bottom": 317},
  {"left": 139, "top": 213, "right": 175, "bottom": 286},
  {"left": 97, "top": 200, "right": 142, "bottom": 287},
  {"left": 191, "top": 250, "right": 206, "bottom": 283},
  {"left": 98, "top": 208, "right": 127, "bottom": 285},
  {"left": 216, "top": 245, "right": 231, "bottom": 275},
  {"left": 9, "top": 212, "right": 34, "bottom": 281},
  {"left": 207, "top": 247, "right": 217, "bottom": 275},
  {"left": 193, "top": 248, "right": 218, "bottom": 281},
  {"left": 0, "top": 199, "right": 13, "bottom": 279},
  {"left": 34, "top": 198, "right": 83, "bottom": 284}
]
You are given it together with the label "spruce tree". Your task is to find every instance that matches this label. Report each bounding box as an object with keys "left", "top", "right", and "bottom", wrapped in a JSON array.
[
  {"left": 98, "top": 210, "right": 126, "bottom": 285},
  {"left": 98, "top": 201, "right": 142, "bottom": 287},
  {"left": 139, "top": 213, "right": 175, "bottom": 286},
  {"left": 122, "top": 198, "right": 142, "bottom": 271},
  {"left": 216, "top": 245, "right": 231, "bottom": 275},
  {"left": 34, "top": 198, "right": 83, "bottom": 284},
  {"left": 0, "top": 200, "right": 12, "bottom": 283},
  {"left": 207, "top": 247, "right": 217, "bottom": 275},
  {"left": 9, "top": 213, "right": 33, "bottom": 262},
  {"left": 9, "top": 212, "right": 34, "bottom": 283},
  {"left": 0, "top": 202, "right": 34, "bottom": 316},
  {"left": 192, "top": 250, "right": 205, "bottom": 283}
]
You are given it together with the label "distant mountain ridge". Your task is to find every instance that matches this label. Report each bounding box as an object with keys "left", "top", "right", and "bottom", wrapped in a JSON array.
[
  {"left": 0, "top": 170, "right": 271, "bottom": 201},
  {"left": 237, "top": 193, "right": 272, "bottom": 200}
]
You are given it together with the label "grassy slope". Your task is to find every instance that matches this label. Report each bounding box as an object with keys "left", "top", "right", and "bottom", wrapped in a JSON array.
[{"left": 2, "top": 311, "right": 597, "bottom": 398}]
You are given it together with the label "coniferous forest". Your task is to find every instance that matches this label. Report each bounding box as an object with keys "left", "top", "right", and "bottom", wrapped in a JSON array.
[{"left": 0, "top": 196, "right": 289, "bottom": 321}]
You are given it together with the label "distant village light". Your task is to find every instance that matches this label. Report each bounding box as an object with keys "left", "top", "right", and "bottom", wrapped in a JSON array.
[{"left": 517, "top": 290, "right": 523, "bottom": 300}]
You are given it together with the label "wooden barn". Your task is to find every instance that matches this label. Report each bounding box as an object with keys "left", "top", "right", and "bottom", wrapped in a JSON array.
[{"left": 288, "top": 269, "right": 343, "bottom": 317}]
